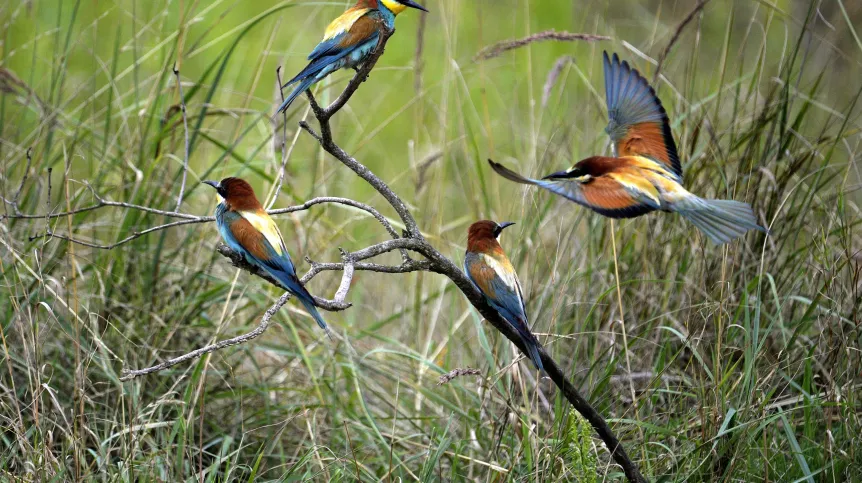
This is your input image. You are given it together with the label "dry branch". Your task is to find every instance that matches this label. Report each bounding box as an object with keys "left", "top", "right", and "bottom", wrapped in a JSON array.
[
  {"left": 474, "top": 30, "right": 610, "bottom": 62},
  {"left": 119, "top": 293, "right": 291, "bottom": 381}
]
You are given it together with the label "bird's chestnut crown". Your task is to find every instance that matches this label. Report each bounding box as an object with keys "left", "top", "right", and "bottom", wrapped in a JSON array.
[
  {"left": 203, "top": 178, "right": 259, "bottom": 204},
  {"left": 468, "top": 220, "right": 516, "bottom": 241}
]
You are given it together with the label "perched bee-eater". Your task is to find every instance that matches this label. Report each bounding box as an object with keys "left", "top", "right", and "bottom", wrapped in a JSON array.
[
  {"left": 464, "top": 220, "right": 544, "bottom": 372},
  {"left": 204, "top": 178, "right": 328, "bottom": 332},
  {"left": 275, "top": 0, "right": 428, "bottom": 114},
  {"left": 490, "top": 52, "right": 767, "bottom": 245}
]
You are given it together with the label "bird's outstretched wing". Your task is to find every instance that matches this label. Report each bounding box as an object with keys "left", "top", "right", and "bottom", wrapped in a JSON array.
[
  {"left": 488, "top": 160, "right": 539, "bottom": 185},
  {"left": 604, "top": 52, "right": 681, "bottom": 180},
  {"left": 488, "top": 159, "right": 659, "bottom": 218}
]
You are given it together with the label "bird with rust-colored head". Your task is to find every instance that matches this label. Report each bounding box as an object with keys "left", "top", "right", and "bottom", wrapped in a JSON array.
[
  {"left": 275, "top": 0, "right": 428, "bottom": 115},
  {"left": 490, "top": 52, "right": 767, "bottom": 245},
  {"left": 204, "top": 178, "right": 329, "bottom": 333},
  {"left": 464, "top": 220, "right": 543, "bottom": 372}
]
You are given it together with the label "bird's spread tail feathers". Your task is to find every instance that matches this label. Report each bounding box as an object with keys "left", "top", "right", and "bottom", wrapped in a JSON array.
[
  {"left": 676, "top": 198, "right": 767, "bottom": 245},
  {"left": 488, "top": 160, "right": 539, "bottom": 185}
]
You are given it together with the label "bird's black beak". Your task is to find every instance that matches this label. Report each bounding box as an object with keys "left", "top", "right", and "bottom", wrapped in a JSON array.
[
  {"left": 542, "top": 170, "right": 573, "bottom": 180},
  {"left": 202, "top": 180, "right": 220, "bottom": 190},
  {"left": 401, "top": 0, "right": 429, "bottom": 12},
  {"left": 494, "top": 222, "right": 515, "bottom": 238}
]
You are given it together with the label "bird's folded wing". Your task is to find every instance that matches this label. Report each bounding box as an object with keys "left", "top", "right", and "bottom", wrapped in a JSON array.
[
  {"left": 310, "top": 9, "right": 378, "bottom": 60},
  {"left": 229, "top": 212, "right": 300, "bottom": 279},
  {"left": 603, "top": 51, "right": 681, "bottom": 179},
  {"left": 466, "top": 254, "right": 528, "bottom": 323}
]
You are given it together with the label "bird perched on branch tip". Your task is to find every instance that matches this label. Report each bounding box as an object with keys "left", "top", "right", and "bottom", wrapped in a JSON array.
[
  {"left": 204, "top": 177, "right": 330, "bottom": 334},
  {"left": 464, "top": 220, "right": 544, "bottom": 372},
  {"left": 489, "top": 52, "right": 768, "bottom": 245},
  {"left": 275, "top": 0, "right": 428, "bottom": 115}
]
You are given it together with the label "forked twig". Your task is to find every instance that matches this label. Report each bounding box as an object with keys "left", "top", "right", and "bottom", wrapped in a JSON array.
[{"left": 120, "top": 293, "right": 291, "bottom": 381}]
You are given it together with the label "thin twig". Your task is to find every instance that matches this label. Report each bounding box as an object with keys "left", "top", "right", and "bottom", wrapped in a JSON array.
[
  {"left": 652, "top": 0, "right": 711, "bottom": 84},
  {"left": 25, "top": 196, "right": 405, "bottom": 251},
  {"left": 119, "top": 293, "right": 291, "bottom": 381},
  {"left": 174, "top": 65, "right": 191, "bottom": 211},
  {"left": 30, "top": 219, "right": 208, "bottom": 249},
  {"left": 474, "top": 30, "right": 610, "bottom": 62}
]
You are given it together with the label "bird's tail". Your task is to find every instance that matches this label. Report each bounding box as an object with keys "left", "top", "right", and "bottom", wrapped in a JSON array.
[
  {"left": 275, "top": 76, "right": 318, "bottom": 115},
  {"left": 297, "top": 294, "right": 330, "bottom": 336},
  {"left": 488, "top": 159, "right": 539, "bottom": 185},
  {"left": 675, "top": 197, "right": 767, "bottom": 245},
  {"left": 514, "top": 320, "right": 544, "bottom": 372}
]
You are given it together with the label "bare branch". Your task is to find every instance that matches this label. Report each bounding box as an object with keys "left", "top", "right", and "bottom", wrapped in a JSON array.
[
  {"left": 29, "top": 219, "right": 208, "bottom": 249},
  {"left": 23, "top": 196, "right": 406, "bottom": 256},
  {"left": 174, "top": 65, "right": 191, "bottom": 211},
  {"left": 119, "top": 293, "right": 291, "bottom": 381},
  {"left": 474, "top": 30, "right": 611, "bottom": 62},
  {"left": 5, "top": 183, "right": 202, "bottom": 221}
]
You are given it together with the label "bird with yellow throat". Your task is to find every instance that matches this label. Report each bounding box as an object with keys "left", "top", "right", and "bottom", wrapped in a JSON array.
[{"left": 275, "top": 0, "right": 428, "bottom": 114}]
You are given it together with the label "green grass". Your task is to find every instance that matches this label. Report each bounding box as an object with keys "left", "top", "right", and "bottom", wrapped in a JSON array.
[{"left": 1, "top": 0, "right": 861, "bottom": 481}]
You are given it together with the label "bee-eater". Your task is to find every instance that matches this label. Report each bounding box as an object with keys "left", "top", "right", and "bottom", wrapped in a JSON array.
[
  {"left": 275, "top": 0, "right": 428, "bottom": 114},
  {"left": 204, "top": 178, "right": 328, "bottom": 332},
  {"left": 489, "top": 52, "right": 767, "bottom": 245},
  {"left": 464, "top": 220, "right": 543, "bottom": 372}
]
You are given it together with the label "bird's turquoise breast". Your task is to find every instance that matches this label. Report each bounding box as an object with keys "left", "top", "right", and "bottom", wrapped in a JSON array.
[
  {"left": 215, "top": 204, "right": 246, "bottom": 255},
  {"left": 346, "top": 39, "right": 378, "bottom": 66}
]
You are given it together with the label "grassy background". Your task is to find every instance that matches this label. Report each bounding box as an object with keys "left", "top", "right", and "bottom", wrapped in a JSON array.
[{"left": 2, "top": 0, "right": 861, "bottom": 480}]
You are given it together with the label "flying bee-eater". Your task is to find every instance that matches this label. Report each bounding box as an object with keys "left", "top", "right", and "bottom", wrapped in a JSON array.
[
  {"left": 204, "top": 178, "right": 329, "bottom": 332},
  {"left": 275, "top": 0, "right": 428, "bottom": 114},
  {"left": 464, "top": 220, "right": 544, "bottom": 372},
  {"left": 490, "top": 52, "right": 767, "bottom": 245}
]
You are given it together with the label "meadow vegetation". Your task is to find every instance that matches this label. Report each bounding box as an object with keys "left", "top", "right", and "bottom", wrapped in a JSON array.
[{"left": 1, "top": 0, "right": 861, "bottom": 481}]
